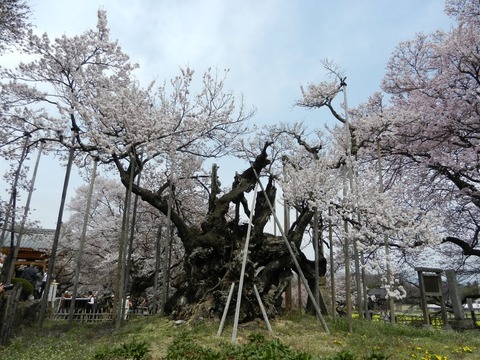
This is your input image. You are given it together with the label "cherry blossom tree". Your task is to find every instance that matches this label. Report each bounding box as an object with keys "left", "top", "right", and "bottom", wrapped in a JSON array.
[
  {"left": 0, "top": 0, "right": 31, "bottom": 258},
  {"left": 0, "top": 10, "right": 329, "bottom": 321},
  {"left": 376, "top": 0, "right": 480, "bottom": 266},
  {"left": 0, "top": 0, "right": 30, "bottom": 53},
  {"left": 56, "top": 175, "right": 183, "bottom": 298}
]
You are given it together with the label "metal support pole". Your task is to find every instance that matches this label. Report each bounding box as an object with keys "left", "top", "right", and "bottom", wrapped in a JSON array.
[
  {"left": 253, "top": 284, "right": 273, "bottom": 333},
  {"left": 217, "top": 282, "right": 235, "bottom": 336},
  {"left": 232, "top": 184, "right": 258, "bottom": 344},
  {"left": 251, "top": 167, "right": 329, "bottom": 333}
]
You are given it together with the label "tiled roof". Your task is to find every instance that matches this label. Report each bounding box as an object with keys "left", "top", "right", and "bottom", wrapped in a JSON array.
[{"left": 1, "top": 228, "right": 55, "bottom": 251}]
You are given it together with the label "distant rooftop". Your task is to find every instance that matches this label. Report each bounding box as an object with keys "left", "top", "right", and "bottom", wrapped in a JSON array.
[{"left": 1, "top": 228, "right": 55, "bottom": 251}]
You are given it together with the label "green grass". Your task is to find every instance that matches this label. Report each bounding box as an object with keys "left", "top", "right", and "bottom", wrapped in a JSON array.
[{"left": 1, "top": 312, "right": 479, "bottom": 359}]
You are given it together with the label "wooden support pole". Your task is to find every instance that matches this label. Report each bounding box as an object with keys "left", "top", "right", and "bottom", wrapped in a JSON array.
[
  {"left": 39, "top": 133, "right": 76, "bottom": 329},
  {"left": 6, "top": 141, "right": 43, "bottom": 284},
  {"left": 68, "top": 159, "right": 97, "bottom": 327}
]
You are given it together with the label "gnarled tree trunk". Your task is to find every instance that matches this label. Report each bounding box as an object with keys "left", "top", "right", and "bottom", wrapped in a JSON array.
[{"left": 118, "top": 143, "right": 327, "bottom": 321}]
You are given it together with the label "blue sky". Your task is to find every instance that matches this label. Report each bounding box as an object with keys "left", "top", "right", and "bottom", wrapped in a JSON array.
[{"left": 1, "top": 0, "right": 454, "bottom": 227}]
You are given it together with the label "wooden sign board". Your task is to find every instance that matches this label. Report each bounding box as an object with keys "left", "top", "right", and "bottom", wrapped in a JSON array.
[{"left": 423, "top": 274, "right": 442, "bottom": 296}]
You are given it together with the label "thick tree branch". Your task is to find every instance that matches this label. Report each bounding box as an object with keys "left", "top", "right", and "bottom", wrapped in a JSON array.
[{"left": 443, "top": 236, "right": 480, "bottom": 257}]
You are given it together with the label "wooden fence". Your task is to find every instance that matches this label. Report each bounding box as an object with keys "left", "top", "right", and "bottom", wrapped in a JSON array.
[
  {"left": 366, "top": 310, "right": 479, "bottom": 329},
  {"left": 51, "top": 307, "right": 155, "bottom": 322}
]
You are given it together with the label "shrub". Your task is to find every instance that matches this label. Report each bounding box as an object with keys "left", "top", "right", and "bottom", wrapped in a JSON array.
[
  {"left": 93, "top": 338, "right": 150, "bottom": 359},
  {"left": 12, "top": 277, "right": 33, "bottom": 300},
  {"left": 326, "top": 350, "right": 357, "bottom": 360},
  {"left": 323, "top": 349, "right": 390, "bottom": 360},
  {"left": 166, "top": 331, "right": 312, "bottom": 360},
  {"left": 166, "top": 332, "right": 219, "bottom": 360},
  {"left": 363, "top": 350, "right": 390, "bottom": 360}
]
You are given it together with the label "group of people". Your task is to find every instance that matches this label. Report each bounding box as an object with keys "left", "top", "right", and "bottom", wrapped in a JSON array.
[
  {"left": 59, "top": 290, "right": 133, "bottom": 317},
  {"left": 17, "top": 263, "right": 48, "bottom": 299},
  {"left": 0, "top": 256, "right": 47, "bottom": 300}
]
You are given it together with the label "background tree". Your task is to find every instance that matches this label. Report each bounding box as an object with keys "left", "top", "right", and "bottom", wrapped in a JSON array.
[
  {"left": 0, "top": 10, "right": 328, "bottom": 321},
  {"left": 367, "top": 0, "right": 480, "bottom": 277},
  {"left": 0, "top": 0, "right": 30, "bottom": 53},
  {"left": 56, "top": 174, "right": 185, "bottom": 299},
  {"left": 3, "top": 1, "right": 476, "bottom": 322}
]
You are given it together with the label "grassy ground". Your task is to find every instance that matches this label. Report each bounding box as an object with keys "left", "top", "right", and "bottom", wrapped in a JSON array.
[{"left": 1, "top": 312, "right": 479, "bottom": 359}]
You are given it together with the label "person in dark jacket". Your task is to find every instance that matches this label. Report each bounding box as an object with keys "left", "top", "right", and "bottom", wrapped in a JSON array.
[{"left": 20, "top": 263, "right": 38, "bottom": 293}]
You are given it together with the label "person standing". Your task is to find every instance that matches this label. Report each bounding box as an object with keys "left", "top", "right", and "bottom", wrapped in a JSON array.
[
  {"left": 124, "top": 296, "right": 133, "bottom": 320},
  {"left": 87, "top": 291, "right": 95, "bottom": 310},
  {"left": 34, "top": 267, "right": 43, "bottom": 299},
  {"left": 39, "top": 268, "right": 48, "bottom": 298},
  {"left": 20, "top": 263, "right": 37, "bottom": 298},
  {"left": 87, "top": 291, "right": 96, "bottom": 321}
]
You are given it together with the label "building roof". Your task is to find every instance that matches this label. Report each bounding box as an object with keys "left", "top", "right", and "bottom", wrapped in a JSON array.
[
  {"left": 367, "top": 288, "right": 388, "bottom": 297},
  {"left": 1, "top": 228, "right": 55, "bottom": 251}
]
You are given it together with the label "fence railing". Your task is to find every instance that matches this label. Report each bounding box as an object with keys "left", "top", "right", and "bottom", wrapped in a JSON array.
[{"left": 51, "top": 308, "right": 155, "bottom": 322}]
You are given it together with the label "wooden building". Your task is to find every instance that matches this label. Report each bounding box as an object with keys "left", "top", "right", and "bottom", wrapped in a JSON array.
[{"left": 1, "top": 228, "right": 54, "bottom": 272}]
